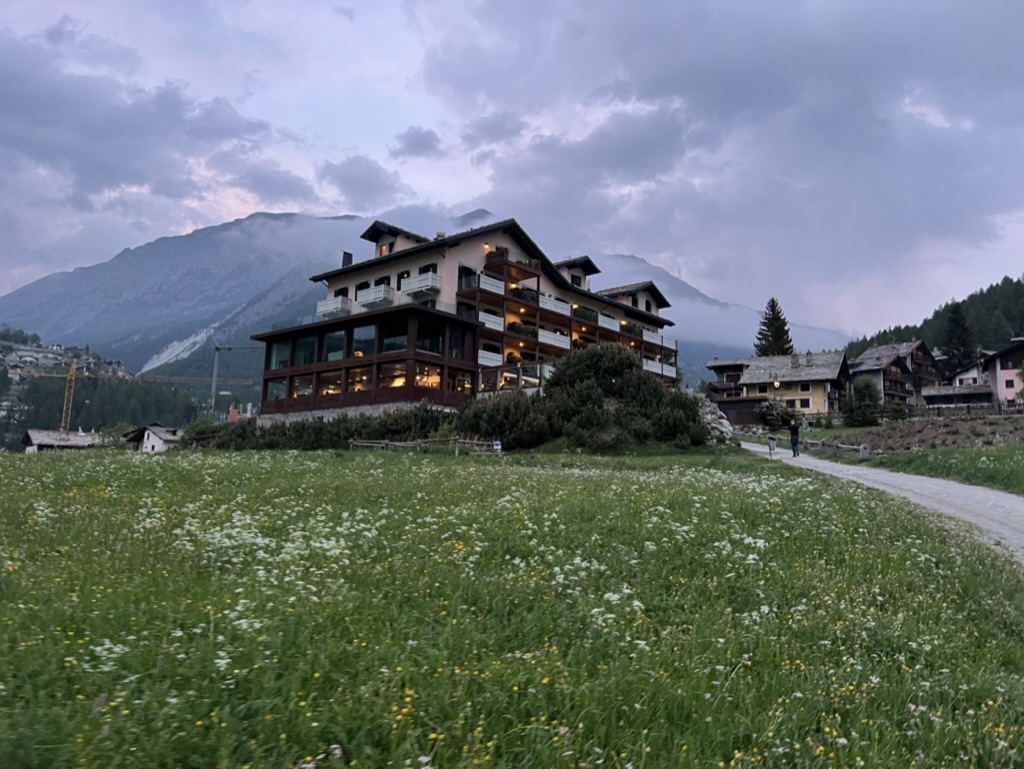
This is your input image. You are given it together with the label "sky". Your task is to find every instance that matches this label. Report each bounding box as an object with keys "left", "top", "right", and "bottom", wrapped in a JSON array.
[{"left": 2, "top": 1, "right": 1023, "bottom": 337}]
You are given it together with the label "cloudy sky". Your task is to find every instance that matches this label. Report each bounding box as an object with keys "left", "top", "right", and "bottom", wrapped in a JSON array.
[{"left": 2, "top": 1, "right": 1022, "bottom": 336}]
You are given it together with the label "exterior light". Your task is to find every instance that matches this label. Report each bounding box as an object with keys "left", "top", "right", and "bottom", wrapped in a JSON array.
[
  {"left": 620, "top": 320, "right": 626, "bottom": 325},
  {"left": 483, "top": 242, "right": 491, "bottom": 252},
  {"left": 581, "top": 326, "right": 586, "bottom": 332},
  {"left": 519, "top": 308, "right": 525, "bottom": 313},
  {"left": 572, "top": 304, "right": 579, "bottom": 309}
]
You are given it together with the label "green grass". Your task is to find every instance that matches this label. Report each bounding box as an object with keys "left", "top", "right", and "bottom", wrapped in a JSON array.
[
  {"left": 3, "top": 449, "right": 1024, "bottom": 768},
  {"left": 865, "top": 445, "right": 1024, "bottom": 496}
]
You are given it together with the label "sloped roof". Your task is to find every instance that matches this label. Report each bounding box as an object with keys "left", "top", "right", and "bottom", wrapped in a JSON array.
[
  {"left": 706, "top": 357, "right": 753, "bottom": 370},
  {"left": 595, "top": 281, "right": 670, "bottom": 309},
  {"left": 851, "top": 344, "right": 909, "bottom": 374},
  {"left": 22, "top": 429, "right": 105, "bottom": 449},
  {"left": 359, "top": 220, "right": 431, "bottom": 245},
  {"left": 554, "top": 255, "right": 601, "bottom": 276},
  {"left": 736, "top": 351, "right": 848, "bottom": 386},
  {"left": 148, "top": 424, "right": 181, "bottom": 443}
]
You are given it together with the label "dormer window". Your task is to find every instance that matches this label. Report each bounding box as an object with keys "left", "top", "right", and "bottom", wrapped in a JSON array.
[
  {"left": 571, "top": 274, "right": 582, "bottom": 287},
  {"left": 645, "top": 299, "right": 652, "bottom": 313},
  {"left": 631, "top": 296, "right": 638, "bottom": 308}
]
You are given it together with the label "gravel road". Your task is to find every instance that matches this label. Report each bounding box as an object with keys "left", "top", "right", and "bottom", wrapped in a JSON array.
[{"left": 741, "top": 441, "right": 1024, "bottom": 564}]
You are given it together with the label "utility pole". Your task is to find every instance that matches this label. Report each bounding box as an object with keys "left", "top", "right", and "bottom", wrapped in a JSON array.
[{"left": 209, "top": 339, "right": 262, "bottom": 417}]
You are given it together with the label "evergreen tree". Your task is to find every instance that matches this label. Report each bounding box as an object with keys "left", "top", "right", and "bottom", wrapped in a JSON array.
[
  {"left": 842, "top": 376, "right": 882, "bottom": 427},
  {"left": 942, "top": 301, "right": 977, "bottom": 373},
  {"left": 754, "top": 297, "right": 795, "bottom": 356}
]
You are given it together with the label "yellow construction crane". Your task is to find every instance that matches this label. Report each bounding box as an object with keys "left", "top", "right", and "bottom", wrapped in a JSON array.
[{"left": 60, "top": 362, "right": 76, "bottom": 432}]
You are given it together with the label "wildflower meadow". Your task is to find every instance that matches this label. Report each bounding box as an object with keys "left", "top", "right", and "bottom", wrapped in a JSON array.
[{"left": 3, "top": 449, "right": 1024, "bottom": 768}]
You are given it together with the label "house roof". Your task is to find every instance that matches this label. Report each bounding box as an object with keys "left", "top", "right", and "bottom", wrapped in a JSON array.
[
  {"left": 596, "top": 281, "right": 671, "bottom": 309},
  {"left": 359, "top": 220, "right": 431, "bottom": 245},
  {"left": 148, "top": 424, "right": 181, "bottom": 443},
  {"left": 553, "top": 255, "right": 601, "bottom": 276},
  {"left": 705, "top": 357, "right": 754, "bottom": 370},
  {"left": 22, "top": 429, "right": 105, "bottom": 449},
  {"left": 922, "top": 384, "right": 992, "bottom": 397},
  {"left": 736, "top": 351, "right": 848, "bottom": 386},
  {"left": 850, "top": 345, "right": 911, "bottom": 374}
]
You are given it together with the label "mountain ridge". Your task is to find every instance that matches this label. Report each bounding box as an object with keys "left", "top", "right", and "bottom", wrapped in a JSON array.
[{"left": 0, "top": 208, "right": 851, "bottom": 379}]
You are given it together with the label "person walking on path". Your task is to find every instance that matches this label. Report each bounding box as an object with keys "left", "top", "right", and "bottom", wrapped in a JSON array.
[{"left": 788, "top": 419, "right": 800, "bottom": 457}]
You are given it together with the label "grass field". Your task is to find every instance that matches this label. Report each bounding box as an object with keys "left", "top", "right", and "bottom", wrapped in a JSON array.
[
  {"left": 864, "top": 446, "right": 1024, "bottom": 496},
  {"left": 3, "top": 449, "right": 1024, "bottom": 768}
]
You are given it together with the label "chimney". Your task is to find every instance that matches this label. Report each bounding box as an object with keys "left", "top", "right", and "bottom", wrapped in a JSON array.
[
  {"left": 791, "top": 353, "right": 799, "bottom": 368},
  {"left": 435, "top": 231, "right": 446, "bottom": 240},
  {"left": 342, "top": 251, "right": 353, "bottom": 268},
  {"left": 805, "top": 351, "right": 813, "bottom": 366}
]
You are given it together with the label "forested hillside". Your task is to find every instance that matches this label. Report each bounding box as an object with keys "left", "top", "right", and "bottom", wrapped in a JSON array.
[
  {"left": 1, "top": 377, "right": 199, "bottom": 451},
  {"left": 846, "top": 275, "right": 1024, "bottom": 359}
]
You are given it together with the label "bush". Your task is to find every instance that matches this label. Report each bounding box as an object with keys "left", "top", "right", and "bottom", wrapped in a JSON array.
[{"left": 755, "top": 399, "right": 796, "bottom": 431}]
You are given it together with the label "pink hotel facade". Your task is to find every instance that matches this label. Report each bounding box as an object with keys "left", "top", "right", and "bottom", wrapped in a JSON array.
[{"left": 253, "top": 218, "right": 678, "bottom": 420}]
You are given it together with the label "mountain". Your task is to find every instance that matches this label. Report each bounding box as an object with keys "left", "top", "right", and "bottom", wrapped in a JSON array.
[{"left": 0, "top": 208, "right": 850, "bottom": 383}]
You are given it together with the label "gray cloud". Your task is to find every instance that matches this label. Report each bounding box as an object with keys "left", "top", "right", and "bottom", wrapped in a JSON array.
[
  {"left": 461, "top": 112, "right": 528, "bottom": 149},
  {"left": 389, "top": 126, "right": 445, "bottom": 159},
  {"left": 319, "top": 155, "right": 411, "bottom": 211},
  {"left": 412, "top": 0, "right": 1024, "bottom": 325},
  {"left": 0, "top": 29, "right": 270, "bottom": 204},
  {"left": 207, "top": 147, "right": 318, "bottom": 203}
]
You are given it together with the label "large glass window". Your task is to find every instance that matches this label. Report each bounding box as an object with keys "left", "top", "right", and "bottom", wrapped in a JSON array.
[
  {"left": 379, "top": 362, "right": 406, "bottom": 389},
  {"left": 415, "top": 364, "right": 441, "bottom": 389},
  {"left": 419, "top": 263, "right": 437, "bottom": 275},
  {"left": 321, "top": 330, "right": 346, "bottom": 361},
  {"left": 346, "top": 366, "right": 372, "bottom": 392},
  {"left": 374, "top": 275, "right": 391, "bottom": 287},
  {"left": 318, "top": 371, "right": 342, "bottom": 396},
  {"left": 397, "top": 269, "right": 411, "bottom": 289},
  {"left": 352, "top": 324, "right": 376, "bottom": 357},
  {"left": 293, "top": 336, "right": 316, "bottom": 366},
  {"left": 266, "top": 378, "right": 287, "bottom": 400},
  {"left": 268, "top": 341, "right": 289, "bottom": 370},
  {"left": 380, "top": 317, "right": 407, "bottom": 353},
  {"left": 447, "top": 369, "right": 473, "bottom": 395},
  {"left": 291, "top": 375, "right": 314, "bottom": 398},
  {"left": 416, "top": 317, "right": 445, "bottom": 355},
  {"left": 449, "top": 329, "right": 465, "bottom": 360}
]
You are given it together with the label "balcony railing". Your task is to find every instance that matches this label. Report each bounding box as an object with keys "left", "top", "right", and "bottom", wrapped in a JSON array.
[
  {"left": 316, "top": 296, "right": 351, "bottom": 318},
  {"left": 479, "top": 275, "right": 505, "bottom": 294},
  {"left": 642, "top": 329, "right": 663, "bottom": 345},
  {"left": 478, "top": 312, "right": 504, "bottom": 331},
  {"left": 539, "top": 295, "right": 571, "bottom": 316},
  {"left": 642, "top": 359, "right": 678, "bottom": 379},
  {"left": 478, "top": 350, "right": 503, "bottom": 367},
  {"left": 598, "top": 314, "right": 619, "bottom": 331},
  {"left": 538, "top": 329, "right": 571, "bottom": 350},
  {"left": 401, "top": 272, "right": 441, "bottom": 295},
  {"left": 356, "top": 285, "right": 395, "bottom": 308}
]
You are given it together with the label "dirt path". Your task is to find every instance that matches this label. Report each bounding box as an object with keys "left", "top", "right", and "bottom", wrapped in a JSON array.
[{"left": 741, "top": 441, "right": 1024, "bottom": 564}]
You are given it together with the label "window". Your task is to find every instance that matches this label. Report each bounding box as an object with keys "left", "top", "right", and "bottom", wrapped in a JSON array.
[
  {"left": 268, "top": 341, "right": 289, "bottom": 370},
  {"left": 380, "top": 317, "right": 407, "bottom": 353},
  {"left": 799, "top": 398, "right": 811, "bottom": 409},
  {"left": 321, "top": 330, "right": 346, "bottom": 361},
  {"left": 388, "top": 241, "right": 395, "bottom": 254},
  {"left": 346, "top": 366, "right": 372, "bottom": 392},
  {"left": 419, "top": 263, "right": 437, "bottom": 275},
  {"left": 645, "top": 299, "right": 652, "bottom": 313},
  {"left": 379, "top": 362, "right": 406, "bottom": 389},
  {"left": 291, "top": 375, "right": 314, "bottom": 398},
  {"left": 374, "top": 275, "right": 391, "bottom": 287},
  {"left": 397, "top": 269, "right": 411, "bottom": 289},
  {"left": 449, "top": 329, "right": 465, "bottom": 360},
  {"left": 1007, "top": 379, "right": 1016, "bottom": 389},
  {"left": 266, "top": 378, "right": 287, "bottom": 400},
  {"left": 631, "top": 296, "right": 638, "bottom": 308},
  {"left": 379, "top": 244, "right": 386, "bottom": 257},
  {"left": 799, "top": 382, "right": 811, "bottom": 392},
  {"left": 352, "top": 324, "right": 376, "bottom": 357},
  {"left": 334, "top": 286, "right": 349, "bottom": 298},
  {"left": 416, "top": 317, "right": 445, "bottom": 355},
  {"left": 571, "top": 274, "right": 582, "bottom": 287},
  {"left": 318, "top": 371, "right": 342, "bottom": 396},
  {"left": 757, "top": 384, "right": 768, "bottom": 394},
  {"left": 785, "top": 399, "right": 796, "bottom": 408},
  {"left": 293, "top": 336, "right": 316, "bottom": 366},
  {"left": 355, "top": 280, "right": 370, "bottom": 292},
  {"left": 415, "top": 364, "right": 441, "bottom": 389},
  {"left": 447, "top": 369, "right": 473, "bottom": 395}
]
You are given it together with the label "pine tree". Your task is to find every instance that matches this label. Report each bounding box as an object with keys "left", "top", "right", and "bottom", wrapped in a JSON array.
[
  {"left": 754, "top": 297, "right": 795, "bottom": 356},
  {"left": 942, "top": 301, "right": 977, "bottom": 373}
]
